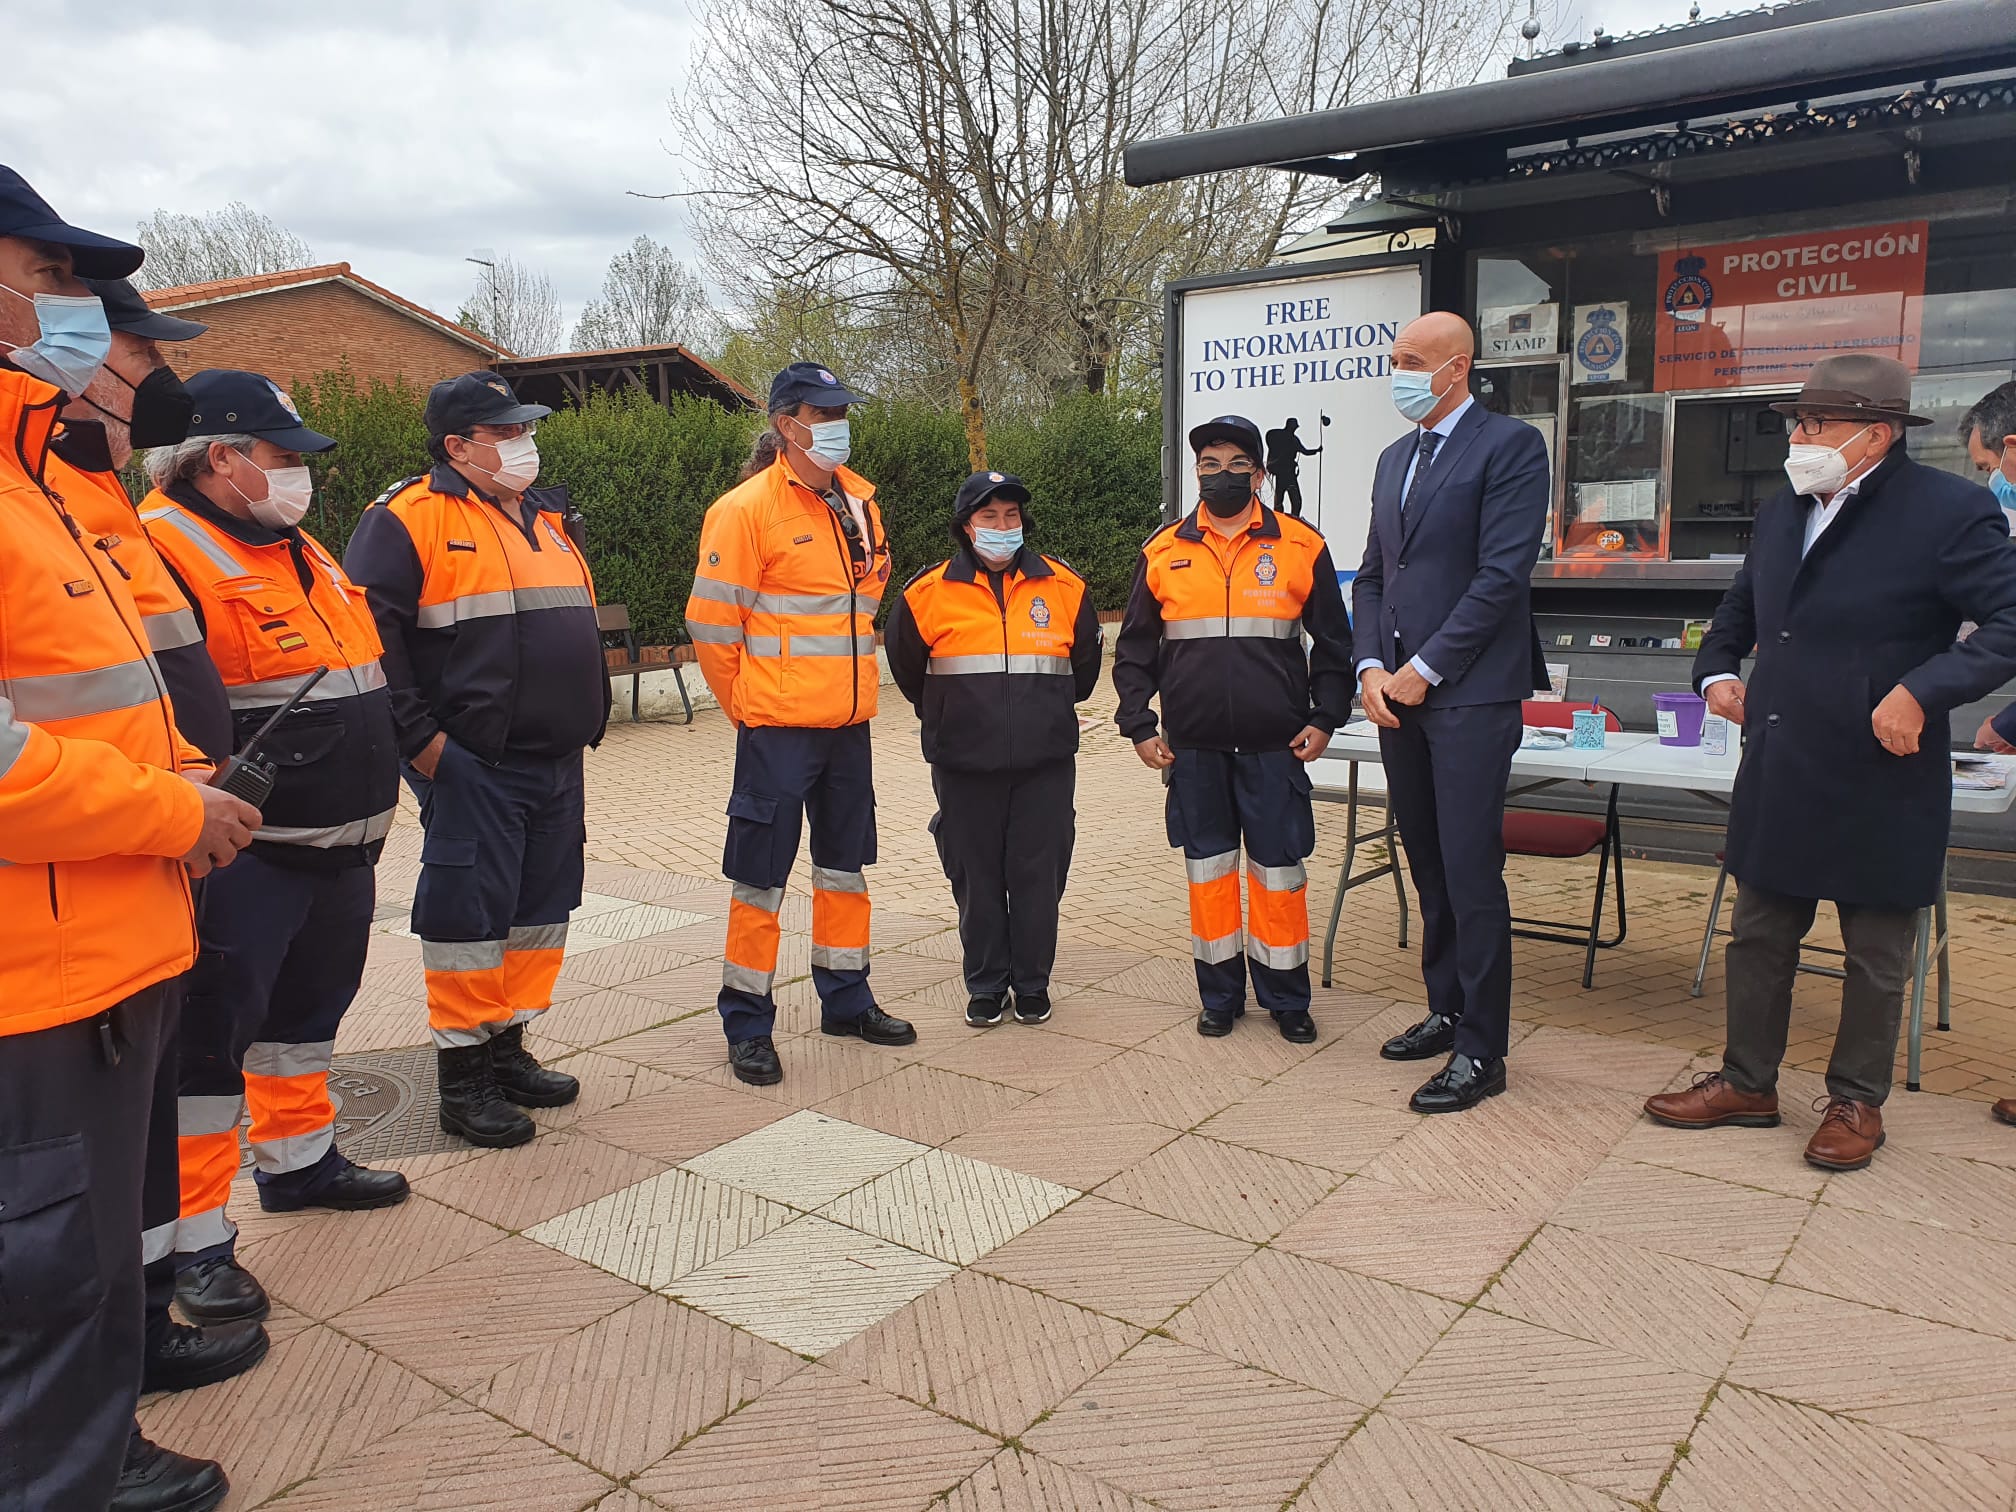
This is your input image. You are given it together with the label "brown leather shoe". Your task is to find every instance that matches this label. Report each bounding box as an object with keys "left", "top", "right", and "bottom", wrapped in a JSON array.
[
  {"left": 1804, "top": 1096, "right": 1885, "bottom": 1171},
  {"left": 1993, "top": 1098, "right": 2016, "bottom": 1127},
  {"left": 1643, "top": 1071, "right": 1780, "bottom": 1130}
]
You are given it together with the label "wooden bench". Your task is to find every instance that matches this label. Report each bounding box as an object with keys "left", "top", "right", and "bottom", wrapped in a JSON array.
[{"left": 598, "top": 604, "right": 693, "bottom": 725}]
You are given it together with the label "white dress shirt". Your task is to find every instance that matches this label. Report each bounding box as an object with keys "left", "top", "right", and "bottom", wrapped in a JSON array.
[{"left": 1359, "top": 395, "right": 1476, "bottom": 687}]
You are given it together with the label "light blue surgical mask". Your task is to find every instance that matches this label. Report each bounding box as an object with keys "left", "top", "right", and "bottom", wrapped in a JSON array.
[
  {"left": 0, "top": 284, "right": 112, "bottom": 396},
  {"left": 1991, "top": 467, "right": 2016, "bottom": 517},
  {"left": 971, "top": 526, "right": 1023, "bottom": 563},
  {"left": 1391, "top": 354, "right": 1457, "bottom": 424},
  {"left": 799, "top": 417, "right": 851, "bottom": 467}
]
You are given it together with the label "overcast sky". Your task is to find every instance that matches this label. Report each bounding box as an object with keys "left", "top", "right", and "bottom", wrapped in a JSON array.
[{"left": 6, "top": 0, "right": 1750, "bottom": 332}]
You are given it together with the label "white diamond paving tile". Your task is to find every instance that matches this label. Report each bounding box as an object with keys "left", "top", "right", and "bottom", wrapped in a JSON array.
[
  {"left": 669, "top": 1215, "right": 958, "bottom": 1356},
  {"left": 680, "top": 1110, "right": 929, "bottom": 1210},
  {"left": 525, "top": 1168, "right": 797, "bottom": 1290},
  {"left": 579, "top": 903, "right": 712, "bottom": 944},
  {"left": 819, "top": 1150, "right": 1080, "bottom": 1265}
]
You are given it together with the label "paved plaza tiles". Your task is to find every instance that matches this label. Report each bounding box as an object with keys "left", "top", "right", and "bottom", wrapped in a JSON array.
[{"left": 143, "top": 691, "right": 2016, "bottom": 1509}]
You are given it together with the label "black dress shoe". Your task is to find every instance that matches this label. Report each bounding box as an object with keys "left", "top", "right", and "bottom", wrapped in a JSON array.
[
  {"left": 966, "top": 994, "right": 1007, "bottom": 1028},
  {"left": 1409, "top": 1053, "right": 1507, "bottom": 1114},
  {"left": 490, "top": 1023, "right": 581, "bottom": 1107},
  {"left": 1196, "top": 1007, "right": 1237, "bottom": 1037},
  {"left": 1380, "top": 1012, "right": 1456, "bottom": 1061},
  {"left": 143, "top": 1319, "right": 269, "bottom": 1393},
  {"left": 729, "top": 1035, "right": 783, "bottom": 1085},
  {"left": 822, "top": 1004, "right": 918, "bottom": 1045},
  {"left": 173, "top": 1256, "right": 269, "bottom": 1325},
  {"left": 1275, "top": 1009, "right": 1317, "bottom": 1044},
  {"left": 258, "top": 1154, "right": 410, "bottom": 1213},
  {"left": 1013, "top": 991, "right": 1052, "bottom": 1025},
  {"left": 111, "top": 1435, "right": 228, "bottom": 1512}
]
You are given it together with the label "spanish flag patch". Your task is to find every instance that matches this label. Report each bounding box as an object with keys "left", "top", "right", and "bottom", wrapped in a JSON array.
[{"left": 275, "top": 632, "right": 310, "bottom": 652}]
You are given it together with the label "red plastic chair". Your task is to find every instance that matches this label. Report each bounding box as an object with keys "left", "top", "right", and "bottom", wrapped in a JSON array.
[{"left": 1506, "top": 700, "right": 1626, "bottom": 987}]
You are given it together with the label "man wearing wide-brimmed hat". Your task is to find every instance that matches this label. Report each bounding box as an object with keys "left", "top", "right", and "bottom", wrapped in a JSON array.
[{"left": 1644, "top": 354, "right": 2016, "bottom": 1171}]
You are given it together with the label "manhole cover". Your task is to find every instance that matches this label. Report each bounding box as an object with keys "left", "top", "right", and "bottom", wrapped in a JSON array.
[{"left": 236, "top": 1043, "right": 462, "bottom": 1168}]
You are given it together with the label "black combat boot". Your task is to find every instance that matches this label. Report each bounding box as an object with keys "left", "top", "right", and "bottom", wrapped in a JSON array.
[
  {"left": 437, "top": 1043, "right": 535, "bottom": 1147},
  {"left": 489, "top": 1023, "right": 580, "bottom": 1107}
]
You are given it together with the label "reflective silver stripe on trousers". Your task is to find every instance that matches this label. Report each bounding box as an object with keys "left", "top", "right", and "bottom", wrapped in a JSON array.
[
  {"left": 507, "top": 921, "right": 569, "bottom": 952},
  {"left": 256, "top": 805, "right": 397, "bottom": 849},
  {"left": 144, "top": 608, "right": 204, "bottom": 652},
  {"left": 810, "top": 944, "right": 869, "bottom": 970},
  {"left": 178, "top": 1094, "right": 245, "bottom": 1137},
  {"left": 1247, "top": 937, "right": 1310, "bottom": 969},
  {"left": 1185, "top": 850, "right": 1240, "bottom": 885},
  {"left": 243, "top": 1039, "right": 335, "bottom": 1079},
  {"left": 690, "top": 576, "right": 756, "bottom": 608},
  {"left": 414, "top": 584, "right": 594, "bottom": 629},
  {"left": 687, "top": 621, "right": 743, "bottom": 644},
  {"left": 141, "top": 1219, "right": 177, "bottom": 1266},
  {"left": 732, "top": 882, "right": 784, "bottom": 912},
  {"left": 1191, "top": 931, "right": 1244, "bottom": 964},
  {"left": 3, "top": 656, "right": 163, "bottom": 722},
  {"left": 423, "top": 939, "right": 506, "bottom": 972},
  {"left": 228, "top": 660, "right": 388, "bottom": 710},
  {"left": 743, "top": 633, "right": 876, "bottom": 657},
  {"left": 1248, "top": 861, "right": 1308, "bottom": 892},
  {"left": 430, "top": 1008, "right": 541, "bottom": 1050},
  {"left": 810, "top": 866, "right": 867, "bottom": 893},
  {"left": 722, "top": 961, "right": 775, "bottom": 995},
  {"left": 0, "top": 698, "right": 29, "bottom": 781},
  {"left": 251, "top": 1126, "right": 334, "bottom": 1175},
  {"left": 173, "top": 1205, "right": 237, "bottom": 1255},
  {"left": 1162, "top": 617, "right": 1302, "bottom": 641},
  {"left": 142, "top": 505, "right": 241, "bottom": 576}
]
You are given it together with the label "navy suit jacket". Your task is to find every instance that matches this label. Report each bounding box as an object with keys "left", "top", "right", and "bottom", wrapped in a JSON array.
[{"left": 1351, "top": 403, "right": 1551, "bottom": 707}]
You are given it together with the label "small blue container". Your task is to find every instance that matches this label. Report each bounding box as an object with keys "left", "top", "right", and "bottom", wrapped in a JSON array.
[{"left": 1570, "top": 708, "right": 1607, "bottom": 749}]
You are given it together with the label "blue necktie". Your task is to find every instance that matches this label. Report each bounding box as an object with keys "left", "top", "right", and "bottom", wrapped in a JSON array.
[{"left": 1403, "top": 431, "right": 1442, "bottom": 515}]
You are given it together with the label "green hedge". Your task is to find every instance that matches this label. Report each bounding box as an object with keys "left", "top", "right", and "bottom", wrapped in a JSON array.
[{"left": 287, "top": 371, "right": 1161, "bottom": 647}]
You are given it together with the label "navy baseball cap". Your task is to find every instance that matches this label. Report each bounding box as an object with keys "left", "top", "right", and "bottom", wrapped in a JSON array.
[
  {"left": 1188, "top": 414, "right": 1264, "bottom": 464},
  {"left": 768, "top": 361, "right": 869, "bottom": 412},
  {"left": 424, "top": 371, "right": 551, "bottom": 438},
  {"left": 953, "top": 469, "right": 1031, "bottom": 520},
  {"left": 186, "top": 369, "right": 334, "bottom": 452},
  {"left": 0, "top": 165, "right": 144, "bottom": 280},
  {"left": 85, "top": 277, "right": 207, "bottom": 342}
]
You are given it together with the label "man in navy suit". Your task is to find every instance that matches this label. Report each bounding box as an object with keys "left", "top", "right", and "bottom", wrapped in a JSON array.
[{"left": 1353, "top": 311, "right": 1551, "bottom": 1113}]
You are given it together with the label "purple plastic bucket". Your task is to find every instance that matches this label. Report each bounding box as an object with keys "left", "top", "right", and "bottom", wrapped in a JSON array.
[{"left": 1653, "top": 691, "right": 1707, "bottom": 747}]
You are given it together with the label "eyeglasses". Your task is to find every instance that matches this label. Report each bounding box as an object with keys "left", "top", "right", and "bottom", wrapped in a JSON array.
[
  {"left": 1793, "top": 416, "right": 1862, "bottom": 438},
  {"left": 1197, "top": 460, "right": 1258, "bottom": 476},
  {"left": 468, "top": 421, "right": 536, "bottom": 442}
]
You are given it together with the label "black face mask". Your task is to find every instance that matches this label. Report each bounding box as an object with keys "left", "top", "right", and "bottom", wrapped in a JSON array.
[
  {"left": 1199, "top": 470, "right": 1256, "bottom": 517},
  {"left": 75, "top": 363, "right": 196, "bottom": 449},
  {"left": 126, "top": 365, "right": 197, "bottom": 448}
]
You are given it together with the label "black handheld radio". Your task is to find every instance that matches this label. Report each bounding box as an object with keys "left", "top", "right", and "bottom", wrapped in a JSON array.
[{"left": 216, "top": 665, "right": 329, "bottom": 808}]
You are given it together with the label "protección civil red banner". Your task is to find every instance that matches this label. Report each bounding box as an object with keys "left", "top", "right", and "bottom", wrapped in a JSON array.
[{"left": 1653, "top": 220, "right": 1927, "bottom": 392}]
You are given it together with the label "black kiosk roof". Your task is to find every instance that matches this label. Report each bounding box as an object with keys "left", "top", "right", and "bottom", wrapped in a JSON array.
[{"left": 1123, "top": 0, "right": 2016, "bottom": 195}]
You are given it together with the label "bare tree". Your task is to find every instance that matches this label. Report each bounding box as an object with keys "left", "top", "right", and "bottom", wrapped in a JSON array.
[
  {"left": 679, "top": 0, "right": 1527, "bottom": 449},
  {"left": 456, "top": 254, "right": 564, "bottom": 358},
  {"left": 132, "top": 202, "right": 314, "bottom": 290},
  {"left": 571, "top": 235, "right": 720, "bottom": 352}
]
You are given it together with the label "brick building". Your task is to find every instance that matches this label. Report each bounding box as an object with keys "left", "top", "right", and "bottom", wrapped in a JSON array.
[{"left": 143, "top": 262, "right": 507, "bottom": 391}]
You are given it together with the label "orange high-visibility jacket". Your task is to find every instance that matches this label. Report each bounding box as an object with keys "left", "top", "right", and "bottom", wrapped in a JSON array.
[
  {"left": 344, "top": 467, "right": 609, "bottom": 763},
  {"left": 142, "top": 488, "right": 401, "bottom": 862},
  {"left": 47, "top": 425, "right": 236, "bottom": 762},
  {"left": 686, "top": 458, "right": 891, "bottom": 729},
  {"left": 0, "top": 369, "right": 207, "bottom": 1034}
]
